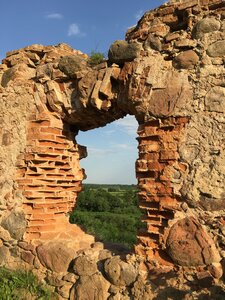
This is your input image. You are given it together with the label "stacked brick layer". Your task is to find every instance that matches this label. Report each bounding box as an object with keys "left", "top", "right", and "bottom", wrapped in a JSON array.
[
  {"left": 16, "top": 111, "right": 85, "bottom": 241},
  {"left": 136, "top": 117, "right": 189, "bottom": 265}
]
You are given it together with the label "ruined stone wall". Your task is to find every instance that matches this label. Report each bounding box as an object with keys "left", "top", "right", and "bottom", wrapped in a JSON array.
[
  {"left": 0, "top": 0, "right": 224, "bottom": 299},
  {"left": 123, "top": 0, "right": 225, "bottom": 269}
]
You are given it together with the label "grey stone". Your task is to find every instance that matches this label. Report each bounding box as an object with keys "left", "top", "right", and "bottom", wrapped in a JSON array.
[
  {"left": 104, "top": 256, "right": 137, "bottom": 286},
  {"left": 207, "top": 40, "right": 225, "bottom": 57},
  {"left": 205, "top": 86, "right": 225, "bottom": 113},
  {"left": 70, "top": 273, "right": 110, "bottom": 300},
  {"left": 1, "top": 210, "right": 27, "bottom": 240},
  {"left": 58, "top": 55, "right": 87, "bottom": 78},
  {"left": 193, "top": 18, "right": 221, "bottom": 39},
  {"left": 108, "top": 40, "right": 140, "bottom": 65},
  {"left": 144, "top": 35, "right": 162, "bottom": 52}
]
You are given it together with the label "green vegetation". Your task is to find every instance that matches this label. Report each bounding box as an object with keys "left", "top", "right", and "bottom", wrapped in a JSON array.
[
  {"left": 0, "top": 267, "right": 57, "bottom": 300},
  {"left": 88, "top": 51, "right": 105, "bottom": 66},
  {"left": 70, "top": 184, "right": 143, "bottom": 248}
]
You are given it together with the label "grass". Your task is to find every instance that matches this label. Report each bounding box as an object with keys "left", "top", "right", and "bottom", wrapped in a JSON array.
[
  {"left": 88, "top": 51, "right": 105, "bottom": 66},
  {"left": 70, "top": 184, "right": 143, "bottom": 248},
  {"left": 0, "top": 267, "right": 57, "bottom": 300},
  {"left": 70, "top": 210, "right": 142, "bottom": 248}
]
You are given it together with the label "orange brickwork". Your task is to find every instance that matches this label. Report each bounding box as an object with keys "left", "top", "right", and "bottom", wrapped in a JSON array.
[
  {"left": 135, "top": 117, "right": 189, "bottom": 265},
  {"left": 15, "top": 110, "right": 84, "bottom": 241}
]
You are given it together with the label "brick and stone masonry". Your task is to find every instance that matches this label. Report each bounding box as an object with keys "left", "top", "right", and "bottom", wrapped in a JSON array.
[
  {"left": 0, "top": 0, "right": 224, "bottom": 298},
  {"left": 135, "top": 117, "right": 190, "bottom": 265}
]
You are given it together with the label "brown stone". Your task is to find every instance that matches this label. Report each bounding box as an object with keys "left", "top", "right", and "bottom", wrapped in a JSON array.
[
  {"left": 58, "top": 284, "right": 73, "bottom": 299},
  {"left": 193, "top": 17, "right": 221, "bottom": 39},
  {"left": 205, "top": 86, "right": 225, "bottom": 113},
  {"left": 197, "top": 270, "right": 214, "bottom": 287},
  {"left": 70, "top": 273, "right": 110, "bottom": 300},
  {"left": 0, "top": 246, "right": 10, "bottom": 265},
  {"left": 173, "top": 50, "right": 199, "bottom": 69},
  {"left": 166, "top": 217, "right": 221, "bottom": 266},
  {"left": 1, "top": 132, "right": 13, "bottom": 146},
  {"left": 1, "top": 210, "right": 27, "bottom": 240},
  {"left": 208, "top": 262, "right": 223, "bottom": 279},
  {"left": 144, "top": 35, "right": 162, "bottom": 52},
  {"left": 36, "top": 241, "right": 76, "bottom": 272},
  {"left": 207, "top": 40, "right": 225, "bottom": 57},
  {"left": 21, "top": 251, "right": 35, "bottom": 265},
  {"left": 104, "top": 256, "right": 137, "bottom": 286},
  {"left": 108, "top": 40, "right": 140, "bottom": 65},
  {"left": 58, "top": 55, "right": 88, "bottom": 78},
  {"left": 131, "top": 275, "right": 154, "bottom": 300},
  {"left": 73, "top": 255, "right": 98, "bottom": 276}
]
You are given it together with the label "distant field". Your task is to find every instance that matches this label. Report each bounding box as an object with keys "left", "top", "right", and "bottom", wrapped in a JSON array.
[{"left": 70, "top": 184, "right": 143, "bottom": 248}]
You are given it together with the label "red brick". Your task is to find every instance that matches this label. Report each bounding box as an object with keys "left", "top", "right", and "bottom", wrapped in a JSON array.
[
  {"left": 29, "top": 220, "right": 45, "bottom": 226},
  {"left": 26, "top": 224, "right": 56, "bottom": 232},
  {"left": 144, "top": 126, "right": 158, "bottom": 136},
  {"left": 147, "top": 162, "right": 164, "bottom": 171},
  {"left": 41, "top": 127, "right": 62, "bottom": 135},
  {"left": 140, "top": 201, "right": 159, "bottom": 210},
  {"left": 159, "top": 197, "right": 179, "bottom": 211},
  {"left": 37, "top": 133, "right": 56, "bottom": 141},
  {"left": 142, "top": 153, "right": 160, "bottom": 161},
  {"left": 139, "top": 143, "right": 160, "bottom": 153},
  {"left": 160, "top": 150, "right": 178, "bottom": 161},
  {"left": 29, "top": 120, "right": 50, "bottom": 127},
  {"left": 147, "top": 224, "right": 162, "bottom": 234},
  {"left": 38, "top": 232, "right": 60, "bottom": 239},
  {"left": 30, "top": 213, "right": 56, "bottom": 219},
  {"left": 24, "top": 232, "right": 41, "bottom": 240},
  {"left": 38, "top": 141, "right": 67, "bottom": 148},
  {"left": 55, "top": 136, "right": 67, "bottom": 143},
  {"left": 136, "top": 160, "right": 148, "bottom": 172},
  {"left": 15, "top": 168, "right": 27, "bottom": 177},
  {"left": 16, "top": 178, "right": 33, "bottom": 185},
  {"left": 27, "top": 127, "right": 40, "bottom": 135},
  {"left": 175, "top": 117, "right": 190, "bottom": 125}
]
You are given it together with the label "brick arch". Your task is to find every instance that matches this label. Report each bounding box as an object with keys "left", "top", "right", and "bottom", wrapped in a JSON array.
[{"left": 16, "top": 83, "right": 190, "bottom": 267}]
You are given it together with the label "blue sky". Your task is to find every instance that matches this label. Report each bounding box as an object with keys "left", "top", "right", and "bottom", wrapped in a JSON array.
[{"left": 1, "top": 0, "right": 165, "bottom": 184}]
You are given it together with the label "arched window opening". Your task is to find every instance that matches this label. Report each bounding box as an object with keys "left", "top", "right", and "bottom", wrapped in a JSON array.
[{"left": 69, "top": 116, "right": 143, "bottom": 249}]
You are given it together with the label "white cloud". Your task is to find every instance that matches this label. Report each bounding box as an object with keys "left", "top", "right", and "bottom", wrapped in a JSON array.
[
  {"left": 104, "top": 129, "right": 116, "bottom": 136},
  {"left": 45, "top": 13, "right": 63, "bottom": 20},
  {"left": 135, "top": 10, "right": 144, "bottom": 21},
  {"left": 114, "top": 116, "right": 138, "bottom": 136},
  {"left": 68, "top": 23, "right": 86, "bottom": 37},
  {"left": 126, "top": 9, "right": 144, "bottom": 29},
  {"left": 113, "top": 143, "right": 134, "bottom": 150},
  {"left": 88, "top": 147, "right": 114, "bottom": 157}
]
